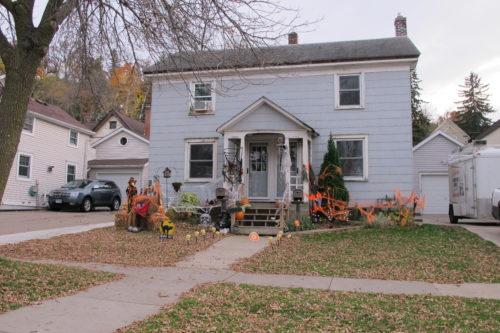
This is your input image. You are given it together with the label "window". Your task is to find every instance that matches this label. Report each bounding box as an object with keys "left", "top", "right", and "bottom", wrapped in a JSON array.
[
  {"left": 185, "top": 139, "right": 217, "bottom": 181},
  {"left": 23, "top": 114, "right": 34, "bottom": 134},
  {"left": 191, "top": 82, "right": 214, "bottom": 113},
  {"left": 17, "top": 154, "right": 31, "bottom": 179},
  {"left": 336, "top": 74, "right": 363, "bottom": 108},
  {"left": 332, "top": 136, "right": 368, "bottom": 180},
  {"left": 109, "top": 121, "right": 117, "bottom": 129},
  {"left": 66, "top": 164, "right": 76, "bottom": 183},
  {"left": 69, "top": 130, "right": 78, "bottom": 146},
  {"left": 120, "top": 137, "right": 128, "bottom": 145}
]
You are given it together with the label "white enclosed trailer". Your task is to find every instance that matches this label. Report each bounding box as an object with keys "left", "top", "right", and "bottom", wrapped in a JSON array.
[{"left": 448, "top": 143, "right": 500, "bottom": 223}]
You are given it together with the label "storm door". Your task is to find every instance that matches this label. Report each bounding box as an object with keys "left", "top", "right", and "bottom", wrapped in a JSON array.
[{"left": 249, "top": 143, "right": 268, "bottom": 198}]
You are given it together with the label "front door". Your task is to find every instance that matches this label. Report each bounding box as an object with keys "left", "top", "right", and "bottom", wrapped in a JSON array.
[{"left": 249, "top": 143, "right": 268, "bottom": 198}]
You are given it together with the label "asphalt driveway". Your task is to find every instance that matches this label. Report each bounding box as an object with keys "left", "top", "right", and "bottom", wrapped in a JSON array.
[{"left": 0, "top": 210, "right": 115, "bottom": 235}]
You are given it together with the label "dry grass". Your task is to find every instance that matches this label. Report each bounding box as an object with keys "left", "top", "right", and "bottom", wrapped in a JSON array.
[
  {"left": 233, "top": 225, "right": 500, "bottom": 283},
  {"left": 0, "top": 224, "right": 224, "bottom": 267},
  {"left": 118, "top": 283, "right": 500, "bottom": 332},
  {"left": 0, "top": 257, "right": 120, "bottom": 313}
]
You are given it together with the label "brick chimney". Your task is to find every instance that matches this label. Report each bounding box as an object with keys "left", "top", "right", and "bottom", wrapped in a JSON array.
[
  {"left": 394, "top": 14, "right": 407, "bottom": 36},
  {"left": 288, "top": 32, "right": 298, "bottom": 45}
]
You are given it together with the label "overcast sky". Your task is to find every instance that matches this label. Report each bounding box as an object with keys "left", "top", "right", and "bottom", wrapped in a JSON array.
[{"left": 284, "top": 0, "right": 500, "bottom": 121}]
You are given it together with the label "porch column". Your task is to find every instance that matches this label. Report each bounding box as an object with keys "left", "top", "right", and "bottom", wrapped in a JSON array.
[
  {"left": 284, "top": 133, "right": 291, "bottom": 203},
  {"left": 301, "top": 135, "right": 310, "bottom": 201}
]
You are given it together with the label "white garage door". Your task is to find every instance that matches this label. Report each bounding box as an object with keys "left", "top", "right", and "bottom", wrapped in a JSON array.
[
  {"left": 421, "top": 174, "right": 449, "bottom": 214},
  {"left": 96, "top": 172, "right": 141, "bottom": 203}
]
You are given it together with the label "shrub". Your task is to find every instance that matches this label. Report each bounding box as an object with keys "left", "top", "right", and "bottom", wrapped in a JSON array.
[{"left": 286, "top": 216, "right": 317, "bottom": 232}]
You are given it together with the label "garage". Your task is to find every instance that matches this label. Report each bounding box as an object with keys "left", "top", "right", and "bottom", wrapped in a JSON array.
[
  {"left": 96, "top": 172, "right": 141, "bottom": 202},
  {"left": 420, "top": 174, "right": 449, "bottom": 214}
]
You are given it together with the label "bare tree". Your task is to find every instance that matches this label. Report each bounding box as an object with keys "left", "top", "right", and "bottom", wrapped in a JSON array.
[{"left": 0, "top": 0, "right": 299, "bottom": 202}]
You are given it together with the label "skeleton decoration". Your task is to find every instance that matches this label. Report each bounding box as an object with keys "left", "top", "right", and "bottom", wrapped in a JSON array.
[{"left": 199, "top": 213, "right": 211, "bottom": 226}]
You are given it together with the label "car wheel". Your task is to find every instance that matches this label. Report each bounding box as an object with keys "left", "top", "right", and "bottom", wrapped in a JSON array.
[
  {"left": 448, "top": 204, "right": 458, "bottom": 224},
  {"left": 49, "top": 203, "right": 60, "bottom": 211},
  {"left": 81, "top": 197, "right": 93, "bottom": 213},
  {"left": 110, "top": 197, "right": 121, "bottom": 211}
]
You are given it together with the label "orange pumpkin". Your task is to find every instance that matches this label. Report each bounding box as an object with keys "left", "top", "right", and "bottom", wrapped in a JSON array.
[
  {"left": 240, "top": 197, "right": 250, "bottom": 205},
  {"left": 234, "top": 211, "right": 245, "bottom": 220}
]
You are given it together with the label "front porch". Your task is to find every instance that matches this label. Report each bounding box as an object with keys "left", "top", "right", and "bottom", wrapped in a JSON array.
[{"left": 216, "top": 97, "right": 318, "bottom": 234}]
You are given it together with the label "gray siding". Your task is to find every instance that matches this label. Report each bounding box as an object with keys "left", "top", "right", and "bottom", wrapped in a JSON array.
[
  {"left": 149, "top": 70, "right": 413, "bottom": 203},
  {"left": 413, "top": 134, "right": 461, "bottom": 193},
  {"left": 94, "top": 132, "right": 149, "bottom": 160}
]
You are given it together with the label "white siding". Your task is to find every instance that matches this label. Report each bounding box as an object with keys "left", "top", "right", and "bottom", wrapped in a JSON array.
[
  {"left": 483, "top": 129, "right": 500, "bottom": 145},
  {"left": 3, "top": 118, "right": 91, "bottom": 206},
  {"left": 94, "top": 132, "right": 149, "bottom": 160},
  {"left": 91, "top": 116, "right": 124, "bottom": 144}
]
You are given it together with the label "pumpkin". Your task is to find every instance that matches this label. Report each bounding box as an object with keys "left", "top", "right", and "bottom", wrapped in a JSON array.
[
  {"left": 234, "top": 211, "right": 245, "bottom": 220},
  {"left": 240, "top": 197, "right": 250, "bottom": 205}
]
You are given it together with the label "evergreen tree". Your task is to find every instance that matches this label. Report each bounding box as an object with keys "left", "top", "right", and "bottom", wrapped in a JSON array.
[
  {"left": 318, "top": 137, "right": 349, "bottom": 203},
  {"left": 455, "top": 72, "right": 495, "bottom": 140},
  {"left": 411, "top": 70, "right": 432, "bottom": 145}
]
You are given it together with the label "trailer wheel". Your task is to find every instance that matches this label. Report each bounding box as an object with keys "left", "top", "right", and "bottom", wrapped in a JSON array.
[{"left": 448, "top": 204, "right": 459, "bottom": 224}]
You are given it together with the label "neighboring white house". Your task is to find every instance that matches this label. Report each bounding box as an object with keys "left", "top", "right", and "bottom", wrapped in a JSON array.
[
  {"left": 477, "top": 119, "right": 500, "bottom": 145},
  {"left": 87, "top": 110, "right": 149, "bottom": 200},
  {"left": 413, "top": 121, "right": 468, "bottom": 214},
  {"left": 2, "top": 99, "right": 94, "bottom": 207}
]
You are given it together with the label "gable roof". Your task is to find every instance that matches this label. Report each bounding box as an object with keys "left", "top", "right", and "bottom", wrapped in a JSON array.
[
  {"left": 217, "top": 96, "right": 318, "bottom": 136},
  {"left": 477, "top": 119, "right": 500, "bottom": 140},
  {"left": 28, "top": 99, "right": 94, "bottom": 134},
  {"left": 92, "top": 109, "right": 146, "bottom": 138},
  {"left": 432, "top": 119, "right": 470, "bottom": 144},
  {"left": 144, "top": 37, "right": 420, "bottom": 74},
  {"left": 90, "top": 127, "right": 149, "bottom": 148},
  {"left": 413, "top": 130, "right": 465, "bottom": 152}
]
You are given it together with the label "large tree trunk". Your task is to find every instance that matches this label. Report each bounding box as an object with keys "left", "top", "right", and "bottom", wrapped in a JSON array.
[{"left": 0, "top": 54, "right": 40, "bottom": 203}]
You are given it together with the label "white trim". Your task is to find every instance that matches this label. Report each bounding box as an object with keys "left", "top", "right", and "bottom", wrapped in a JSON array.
[
  {"left": 90, "top": 127, "right": 149, "bottom": 148},
  {"left": 66, "top": 162, "right": 77, "bottom": 183},
  {"left": 412, "top": 130, "right": 465, "bottom": 152},
  {"left": 335, "top": 73, "right": 365, "bottom": 109},
  {"left": 30, "top": 111, "right": 95, "bottom": 136},
  {"left": 145, "top": 58, "right": 419, "bottom": 81},
  {"left": 217, "top": 96, "right": 317, "bottom": 136},
  {"left": 189, "top": 81, "right": 216, "bottom": 114},
  {"left": 68, "top": 129, "right": 79, "bottom": 148},
  {"left": 184, "top": 138, "right": 218, "bottom": 182},
  {"left": 119, "top": 136, "right": 128, "bottom": 146},
  {"left": 16, "top": 152, "right": 33, "bottom": 181},
  {"left": 331, "top": 134, "right": 369, "bottom": 181},
  {"left": 22, "top": 114, "right": 35, "bottom": 136}
]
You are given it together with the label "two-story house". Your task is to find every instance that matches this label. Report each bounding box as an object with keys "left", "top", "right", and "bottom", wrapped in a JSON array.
[
  {"left": 144, "top": 16, "right": 419, "bottom": 231},
  {"left": 2, "top": 99, "right": 94, "bottom": 207}
]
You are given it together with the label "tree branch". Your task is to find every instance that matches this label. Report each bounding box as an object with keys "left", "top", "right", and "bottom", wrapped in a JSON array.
[
  {"left": 0, "top": 26, "right": 13, "bottom": 63},
  {"left": 0, "top": 0, "right": 14, "bottom": 12}
]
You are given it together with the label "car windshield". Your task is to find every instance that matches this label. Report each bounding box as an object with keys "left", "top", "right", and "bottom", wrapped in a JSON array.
[{"left": 62, "top": 180, "right": 92, "bottom": 189}]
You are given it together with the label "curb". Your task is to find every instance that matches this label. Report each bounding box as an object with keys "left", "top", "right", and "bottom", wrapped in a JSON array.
[{"left": 288, "top": 225, "right": 362, "bottom": 235}]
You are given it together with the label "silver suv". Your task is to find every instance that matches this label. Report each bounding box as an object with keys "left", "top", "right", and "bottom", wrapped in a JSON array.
[{"left": 48, "top": 179, "right": 121, "bottom": 212}]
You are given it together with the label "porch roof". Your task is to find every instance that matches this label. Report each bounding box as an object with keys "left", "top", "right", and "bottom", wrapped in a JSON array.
[{"left": 216, "top": 96, "right": 319, "bottom": 137}]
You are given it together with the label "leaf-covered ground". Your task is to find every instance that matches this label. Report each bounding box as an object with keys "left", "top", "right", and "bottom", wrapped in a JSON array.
[
  {"left": 118, "top": 283, "right": 500, "bottom": 332},
  {"left": 233, "top": 225, "right": 500, "bottom": 283},
  {"left": 0, "top": 257, "right": 119, "bottom": 313},
  {"left": 0, "top": 224, "right": 224, "bottom": 267}
]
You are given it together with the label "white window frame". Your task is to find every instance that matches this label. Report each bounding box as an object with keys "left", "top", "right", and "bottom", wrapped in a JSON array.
[
  {"left": 22, "top": 114, "right": 35, "bottom": 136},
  {"left": 68, "top": 129, "right": 79, "bottom": 147},
  {"left": 331, "top": 135, "right": 368, "bottom": 181},
  {"left": 17, "top": 152, "right": 32, "bottom": 181},
  {"left": 66, "top": 163, "right": 77, "bottom": 183},
  {"left": 190, "top": 81, "right": 216, "bottom": 114},
  {"left": 335, "top": 73, "right": 364, "bottom": 109},
  {"left": 185, "top": 138, "right": 217, "bottom": 182},
  {"left": 109, "top": 120, "right": 117, "bottom": 129}
]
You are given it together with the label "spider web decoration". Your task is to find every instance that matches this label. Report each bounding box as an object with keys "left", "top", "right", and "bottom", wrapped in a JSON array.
[{"left": 223, "top": 148, "right": 242, "bottom": 185}]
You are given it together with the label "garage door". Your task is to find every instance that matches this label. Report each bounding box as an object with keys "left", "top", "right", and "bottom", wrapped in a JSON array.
[
  {"left": 96, "top": 172, "right": 141, "bottom": 204},
  {"left": 421, "top": 174, "right": 449, "bottom": 214}
]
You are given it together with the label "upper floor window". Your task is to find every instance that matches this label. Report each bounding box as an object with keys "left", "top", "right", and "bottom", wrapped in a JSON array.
[
  {"left": 66, "top": 163, "right": 76, "bottom": 183},
  {"left": 69, "top": 130, "right": 78, "bottom": 147},
  {"left": 332, "top": 135, "right": 368, "bottom": 181},
  {"left": 191, "top": 82, "right": 214, "bottom": 114},
  {"left": 109, "top": 121, "right": 117, "bottom": 129},
  {"left": 23, "top": 114, "right": 34, "bottom": 134},
  {"left": 185, "top": 139, "right": 217, "bottom": 181},
  {"left": 336, "top": 74, "right": 364, "bottom": 109},
  {"left": 17, "top": 153, "right": 32, "bottom": 180}
]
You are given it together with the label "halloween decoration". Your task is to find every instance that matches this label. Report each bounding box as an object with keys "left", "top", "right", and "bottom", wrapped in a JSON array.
[
  {"left": 222, "top": 148, "right": 242, "bottom": 185},
  {"left": 126, "top": 177, "right": 138, "bottom": 212},
  {"left": 159, "top": 216, "right": 175, "bottom": 239}
]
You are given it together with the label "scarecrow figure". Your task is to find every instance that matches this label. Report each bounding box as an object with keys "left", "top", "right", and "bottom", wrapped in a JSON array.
[
  {"left": 128, "top": 196, "right": 151, "bottom": 232},
  {"left": 126, "top": 177, "right": 138, "bottom": 212}
]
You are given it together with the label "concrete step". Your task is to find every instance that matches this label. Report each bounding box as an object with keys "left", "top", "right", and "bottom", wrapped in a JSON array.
[{"left": 231, "top": 225, "right": 284, "bottom": 235}]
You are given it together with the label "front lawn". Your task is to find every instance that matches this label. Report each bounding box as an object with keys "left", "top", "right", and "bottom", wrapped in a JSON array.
[
  {"left": 0, "top": 224, "right": 223, "bottom": 267},
  {"left": 233, "top": 225, "right": 500, "bottom": 283},
  {"left": 0, "top": 257, "right": 119, "bottom": 313},
  {"left": 118, "top": 283, "right": 500, "bottom": 332}
]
